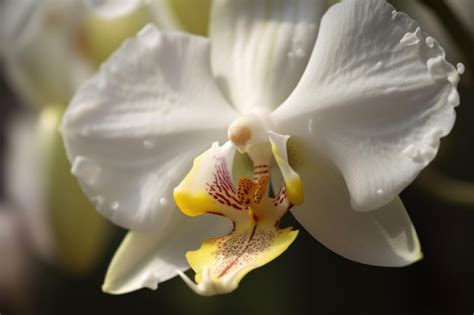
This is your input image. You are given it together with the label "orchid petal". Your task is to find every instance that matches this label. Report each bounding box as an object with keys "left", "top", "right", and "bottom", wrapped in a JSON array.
[
  {"left": 174, "top": 141, "right": 239, "bottom": 218},
  {"left": 174, "top": 141, "right": 299, "bottom": 295},
  {"left": 273, "top": 0, "right": 460, "bottom": 211},
  {"left": 210, "top": 0, "right": 326, "bottom": 114},
  {"left": 103, "top": 213, "right": 232, "bottom": 294},
  {"left": 182, "top": 225, "right": 297, "bottom": 296},
  {"left": 61, "top": 25, "right": 238, "bottom": 231},
  {"left": 84, "top": 0, "right": 142, "bottom": 19},
  {"left": 288, "top": 142, "right": 422, "bottom": 267}
]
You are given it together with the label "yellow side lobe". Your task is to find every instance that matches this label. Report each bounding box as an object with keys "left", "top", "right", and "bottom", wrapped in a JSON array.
[
  {"left": 270, "top": 139, "right": 304, "bottom": 206},
  {"left": 174, "top": 150, "right": 220, "bottom": 217}
]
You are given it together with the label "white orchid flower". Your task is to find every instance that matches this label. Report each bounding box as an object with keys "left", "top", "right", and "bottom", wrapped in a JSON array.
[{"left": 61, "top": 0, "right": 462, "bottom": 296}]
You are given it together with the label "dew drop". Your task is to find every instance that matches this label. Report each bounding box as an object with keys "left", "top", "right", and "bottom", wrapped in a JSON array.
[
  {"left": 288, "top": 47, "right": 306, "bottom": 58},
  {"left": 110, "top": 201, "right": 119, "bottom": 210},
  {"left": 143, "top": 139, "right": 155, "bottom": 149},
  {"left": 160, "top": 197, "right": 168, "bottom": 206},
  {"left": 400, "top": 28, "right": 420, "bottom": 46},
  {"left": 374, "top": 61, "right": 383, "bottom": 70},
  {"left": 425, "top": 36, "right": 434, "bottom": 48},
  {"left": 456, "top": 63, "right": 465, "bottom": 75},
  {"left": 71, "top": 156, "right": 102, "bottom": 186},
  {"left": 377, "top": 189, "right": 384, "bottom": 195}
]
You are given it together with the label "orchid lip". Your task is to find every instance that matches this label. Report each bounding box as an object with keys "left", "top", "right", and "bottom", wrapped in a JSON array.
[{"left": 173, "top": 128, "right": 304, "bottom": 295}]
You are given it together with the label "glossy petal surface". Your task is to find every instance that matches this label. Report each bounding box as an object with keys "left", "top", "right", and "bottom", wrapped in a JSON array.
[
  {"left": 273, "top": 0, "right": 460, "bottom": 211},
  {"left": 62, "top": 26, "right": 238, "bottom": 231},
  {"left": 84, "top": 0, "right": 141, "bottom": 19},
  {"left": 103, "top": 213, "right": 232, "bottom": 294},
  {"left": 210, "top": 0, "right": 326, "bottom": 113},
  {"left": 288, "top": 141, "right": 422, "bottom": 267}
]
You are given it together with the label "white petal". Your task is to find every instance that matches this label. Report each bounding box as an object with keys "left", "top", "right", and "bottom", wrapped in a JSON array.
[
  {"left": 103, "top": 212, "right": 232, "bottom": 294},
  {"left": 210, "top": 0, "right": 326, "bottom": 114},
  {"left": 273, "top": 0, "right": 460, "bottom": 211},
  {"left": 84, "top": 0, "right": 142, "bottom": 19},
  {"left": 289, "top": 144, "right": 422, "bottom": 267},
  {"left": 391, "top": 0, "right": 462, "bottom": 64},
  {"left": 62, "top": 25, "right": 238, "bottom": 231}
]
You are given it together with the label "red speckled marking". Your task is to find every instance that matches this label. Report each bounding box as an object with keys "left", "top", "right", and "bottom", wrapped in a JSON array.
[
  {"left": 206, "top": 156, "right": 242, "bottom": 210},
  {"left": 199, "top": 151, "right": 296, "bottom": 279},
  {"left": 207, "top": 225, "right": 284, "bottom": 278}
]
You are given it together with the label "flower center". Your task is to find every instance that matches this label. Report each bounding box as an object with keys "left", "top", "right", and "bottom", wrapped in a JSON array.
[
  {"left": 173, "top": 126, "right": 304, "bottom": 295},
  {"left": 227, "top": 113, "right": 272, "bottom": 153}
]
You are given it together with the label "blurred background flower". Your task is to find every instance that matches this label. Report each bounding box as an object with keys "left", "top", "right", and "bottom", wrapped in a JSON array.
[
  {"left": 0, "top": 0, "right": 472, "bottom": 314},
  {"left": 0, "top": 0, "right": 211, "bottom": 313}
]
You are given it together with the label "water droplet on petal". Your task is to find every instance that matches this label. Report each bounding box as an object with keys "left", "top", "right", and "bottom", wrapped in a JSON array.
[
  {"left": 160, "top": 197, "right": 168, "bottom": 206},
  {"left": 400, "top": 28, "right": 420, "bottom": 46},
  {"left": 111, "top": 201, "right": 119, "bottom": 210},
  {"left": 425, "top": 36, "right": 434, "bottom": 48},
  {"left": 456, "top": 63, "right": 465, "bottom": 75},
  {"left": 71, "top": 156, "right": 102, "bottom": 186},
  {"left": 288, "top": 47, "right": 306, "bottom": 59},
  {"left": 143, "top": 139, "right": 155, "bottom": 149},
  {"left": 377, "top": 189, "right": 384, "bottom": 195}
]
